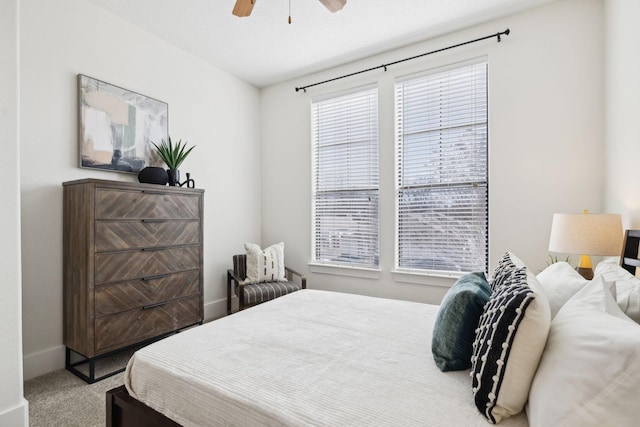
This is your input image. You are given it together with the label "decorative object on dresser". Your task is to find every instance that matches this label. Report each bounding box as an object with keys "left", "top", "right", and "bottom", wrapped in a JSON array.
[
  {"left": 63, "top": 178, "right": 204, "bottom": 383},
  {"left": 151, "top": 137, "right": 195, "bottom": 186},
  {"left": 179, "top": 172, "right": 196, "bottom": 188},
  {"left": 137, "top": 166, "right": 168, "bottom": 185},
  {"left": 77, "top": 74, "right": 168, "bottom": 174}
]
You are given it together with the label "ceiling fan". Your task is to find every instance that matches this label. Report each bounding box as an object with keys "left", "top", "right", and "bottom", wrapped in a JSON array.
[{"left": 232, "top": 0, "right": 347, "bottom": 18}]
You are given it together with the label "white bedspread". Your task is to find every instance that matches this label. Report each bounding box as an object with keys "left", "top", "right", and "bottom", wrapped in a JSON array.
[{"left": 125, "top": 289, "right": 529, "bottom": 426}]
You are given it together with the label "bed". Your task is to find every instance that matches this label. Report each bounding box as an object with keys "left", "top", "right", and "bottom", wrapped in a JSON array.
[
  {"left": 107, "top": 245, "right": 640, "bottom": 427},
  {"left": 109, "top": 289, "right": 527, "bottom": 426}
]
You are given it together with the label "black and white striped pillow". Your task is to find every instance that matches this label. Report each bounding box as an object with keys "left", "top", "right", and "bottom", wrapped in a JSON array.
[
  {"left": 490, "top": 251, "right": 522, "bottom": 292},
  {"left": 471, "top": 252, "right": 551, "bottom": 424}
]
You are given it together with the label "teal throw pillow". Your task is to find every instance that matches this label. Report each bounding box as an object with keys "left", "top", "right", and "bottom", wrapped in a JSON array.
[{"left": 431, "top": 272, "right": 491, "bottom": 372}]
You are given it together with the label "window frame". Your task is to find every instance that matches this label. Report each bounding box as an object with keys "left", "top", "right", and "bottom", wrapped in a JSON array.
[
  {"left": 394, "top": 59, "right": 489, "bottom": 276},
  {"left": 310, "top": 85, "right": 380, "bottom": 270}
]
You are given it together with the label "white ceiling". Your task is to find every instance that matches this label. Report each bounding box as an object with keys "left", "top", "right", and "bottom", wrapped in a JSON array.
[{"left": 86, "top": 0, "right": 553, "bottom": 88}]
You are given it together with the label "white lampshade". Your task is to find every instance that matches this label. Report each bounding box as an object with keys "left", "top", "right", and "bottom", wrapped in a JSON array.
[{"left": 548, "top": 213, "right": 623, "bottom": 256}]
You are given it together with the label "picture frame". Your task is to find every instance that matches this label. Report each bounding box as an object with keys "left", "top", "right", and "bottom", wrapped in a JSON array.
[{"left": 77, "top": 74, "right": 168, "bottom": 174}]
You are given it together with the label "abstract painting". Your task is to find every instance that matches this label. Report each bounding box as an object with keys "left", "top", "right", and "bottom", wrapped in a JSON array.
[{"left": 78, "top": 74, "right": 168, "bottom": 173}]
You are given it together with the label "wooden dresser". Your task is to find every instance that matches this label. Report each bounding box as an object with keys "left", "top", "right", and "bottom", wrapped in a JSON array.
[{"left": 63, "top": 178, "right": 204, "bottom": 382}]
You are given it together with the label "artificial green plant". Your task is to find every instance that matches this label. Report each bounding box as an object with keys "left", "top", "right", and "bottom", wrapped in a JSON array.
[{"left": 151, "top": 137, "right": 196, "bottom": 170}]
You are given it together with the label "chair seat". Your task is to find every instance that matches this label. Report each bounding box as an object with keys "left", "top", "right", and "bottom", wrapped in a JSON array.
[
  {"left": 243, "top": 281, "right": 301, "bottom": 305},
  {"left": 227, "top": 253, "right": 307, "bottom": 315}
]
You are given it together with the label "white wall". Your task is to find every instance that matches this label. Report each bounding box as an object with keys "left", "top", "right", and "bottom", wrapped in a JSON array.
[
  {"left": 20, "top": 0, "right": 263, "bottom": 380},
  {"left": 261, "top": 0, "right": 605, "bottom": 304},
  {"left": 604, "top": 0, "right": 640, "bottom": 227},
  {"left": 0, "top": 0, "right": 29, "bottom": 424},
  {"left": 17, "top": 0, "right": 627, "bottom": 383}
]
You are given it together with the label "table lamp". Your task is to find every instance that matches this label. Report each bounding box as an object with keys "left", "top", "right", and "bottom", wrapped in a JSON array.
[{"left": 548, "top": 210, "right": 623, "bottom": 279}]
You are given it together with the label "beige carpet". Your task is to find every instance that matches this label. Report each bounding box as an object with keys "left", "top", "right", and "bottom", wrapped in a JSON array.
[
  {"left": 25, "top": 325, "right": 214, "bottom": 426},
  {"left": 24, "top": 352, "right": 132, "bottom": 427}
]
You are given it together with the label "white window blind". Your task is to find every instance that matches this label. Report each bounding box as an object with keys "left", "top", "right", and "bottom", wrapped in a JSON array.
[
  {"left": 395, "top": 61, "right": 488, "bottom": 274},
  {"left": 312, "top": 87, "right": 379, "bottom": 268}
]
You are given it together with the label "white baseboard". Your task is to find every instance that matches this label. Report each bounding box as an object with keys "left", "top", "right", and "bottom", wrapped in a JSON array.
[
  {"left": 204, "top": 297, "right": 228, "bottom": 322},
  {"left": 0, "top": 398, "right": 29, "bottom": 427},
  {"left": 23, "top": 345, "right": 65, "bottom": 381},
  {"left": 23, "top": 298, "right": 228, "bottom": 380}
]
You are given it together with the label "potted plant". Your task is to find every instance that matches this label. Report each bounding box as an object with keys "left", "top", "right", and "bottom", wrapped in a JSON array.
[{"left": 151, "top": 137, "right": 196, "bottom": 186}]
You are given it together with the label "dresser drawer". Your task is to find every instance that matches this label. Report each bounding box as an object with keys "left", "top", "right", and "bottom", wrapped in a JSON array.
[
  {"left": 94, "top": 295, "right": 201, "bottom": 354},
  {"left": 95, "top": 189, "right": 200, "bottom": 220},
  {"left": 95, "top": 220, "right": 200, "bottom": 252},
  {"left": 95, "top": 270, "right": 200, "bottom": 317},
  {"left": 95, "top": 246, "right": 200, "bottom": 285}
]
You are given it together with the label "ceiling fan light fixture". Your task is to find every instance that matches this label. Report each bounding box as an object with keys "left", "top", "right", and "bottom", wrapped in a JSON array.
[
  {"left": 319, "top": 0, "right": 346, "bottom": 13},
  {"left": 232, "top": 0, "right": 256, "bottom": 17},
  {"left": 233, "top": 0, "right": 345, "bottom": 19}
]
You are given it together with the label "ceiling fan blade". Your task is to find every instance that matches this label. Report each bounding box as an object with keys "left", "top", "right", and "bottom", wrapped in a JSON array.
[
  {"left": 233, "top": 0, "right": 256, "bottom": 17},
  {"left": 319, "top": 0, "right": 346, "bottom": 13}
]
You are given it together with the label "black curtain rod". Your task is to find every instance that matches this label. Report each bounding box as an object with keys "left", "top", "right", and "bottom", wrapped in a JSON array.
[{"left": 295, "top": 28, "right": 510, "bottom": 93}]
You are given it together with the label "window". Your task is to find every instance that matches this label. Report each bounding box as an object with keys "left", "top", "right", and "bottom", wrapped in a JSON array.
[
  {"left": 395, "top": 61, "right": 488, "bottom": 274},
  {"left": 311, "top": 86, "right": 379, "bottom": 268}
]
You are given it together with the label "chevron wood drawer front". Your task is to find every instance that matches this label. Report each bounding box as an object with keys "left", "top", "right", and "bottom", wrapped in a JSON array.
[
  {"left": 94, "top": 295, "right": 201, "bottom": 354},
  {"left": 95, "top": 246, "right": 200, "bottom": 285},
  {"left": 95, "top": 270, "right": 201, "bottom": 317},
  {"left": 95, "top": 220, "right": 200, "bottom": 251},
  {"left": 95, "top": 189, "right": 200, "bottom": 220},
  {"left": 63, "top": 179, "right": 204, "bottom": 363}
]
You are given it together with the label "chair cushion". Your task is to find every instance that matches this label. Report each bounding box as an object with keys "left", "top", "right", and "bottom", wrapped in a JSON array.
[{"left": 243, "top": 281, "right": 301, "bottom": 305}]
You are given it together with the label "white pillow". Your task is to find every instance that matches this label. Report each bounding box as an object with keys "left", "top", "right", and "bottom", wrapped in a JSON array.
[
  {"left": 536, "top": 262, "right": 589, "bottom": 319},
  {"left": 244, "top": 242, "right": 286, "bottom": 284},
  {"left": 616, "top": 280, "right": 640, "bottom": 323},
  {"left": 593, "top": 256, "right": 624, "bottom": 279},
  {"left": 527, "top": 276, "right": 640, "bottom": 427},
  {"left": 595, "top": 257, "right": 640, "bottom": 323},
  {"left": 471, "top": 252, "right": 550, "bottom": 423}
]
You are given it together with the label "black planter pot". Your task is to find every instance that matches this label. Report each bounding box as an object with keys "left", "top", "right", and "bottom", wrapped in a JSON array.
[
  {"left": 138, "top": 167, "right": 168, "bottom": 185},
  {"left": 167, "top": 169, "right": 180, "bottom": 186}
]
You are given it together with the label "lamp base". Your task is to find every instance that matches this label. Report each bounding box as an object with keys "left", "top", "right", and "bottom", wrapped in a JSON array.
[
  {"left": 576, "top": 266, "right": 594, "bottom": 280},
  {"left": 576, "top": 254, "right": 594, "bottom": 280}
]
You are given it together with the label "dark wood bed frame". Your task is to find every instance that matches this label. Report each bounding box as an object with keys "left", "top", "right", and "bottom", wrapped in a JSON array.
[
  {"left": 106, "top": 385, "right": 181, "bottom": 427},
  {"left": 106, "top": 229, "right": 640, "bottom": 427}
]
